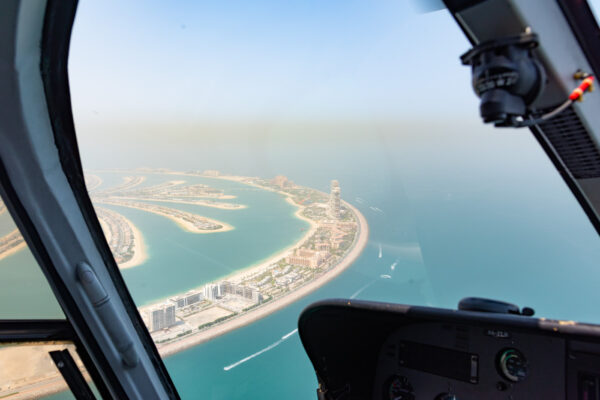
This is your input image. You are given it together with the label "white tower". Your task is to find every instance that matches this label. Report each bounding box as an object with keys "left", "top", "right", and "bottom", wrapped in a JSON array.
[{"left": 328, "top": 180, "right": 341, "bottom": 219}]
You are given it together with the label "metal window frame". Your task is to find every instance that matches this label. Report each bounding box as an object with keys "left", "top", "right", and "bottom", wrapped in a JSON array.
[
  {"left": 0, "top": 1, "right": 180, "bottom": 398},
  {"left": 443, "top": 0, "right": 600, "bottom": 236},
  {"left": 0, "top": 319, "right": 108, "bottom": 399}
]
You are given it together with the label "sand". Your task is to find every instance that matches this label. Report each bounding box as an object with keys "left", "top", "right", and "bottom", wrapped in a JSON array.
[
  {"left": 96, "top": 200, "right": 234, "bottom": 234},
  {"left": 115, "top": 196, "right": 247, "bottom": 210},
  {"left": 157, "top": 200, "right": 368, "bottom": 357},
  {"left": 0, "top": 230, "right": 26, "bottom": 261},
  {"left": 118, "top": 214, "right": 149, "bottom": 269}
]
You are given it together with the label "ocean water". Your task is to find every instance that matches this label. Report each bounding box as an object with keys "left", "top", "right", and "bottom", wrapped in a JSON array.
[
  {"left": 99, "top": 174, "right": 310, "bottom": 305},
  {"left": 10, "top": 128, "right": 600, "bottom": 399}
]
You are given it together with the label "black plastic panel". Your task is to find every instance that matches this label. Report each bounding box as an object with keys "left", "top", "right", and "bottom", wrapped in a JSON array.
[
  {"left": 299, "top": 299, "right": 600, "bottom": 400},
  {"left": 538, "top": 107, "right": 600, "bottom": 179}
]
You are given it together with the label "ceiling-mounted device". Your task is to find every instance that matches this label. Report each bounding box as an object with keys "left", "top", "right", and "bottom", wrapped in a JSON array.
[
  {"left": 460, "top": 32, "right": 546, "bottom": 127},
  {"left": 460, "top": 29, "right": 595, "bottom": 128},
  {"left": 443, "top": 0, "right": 600, "bottom": 237}
]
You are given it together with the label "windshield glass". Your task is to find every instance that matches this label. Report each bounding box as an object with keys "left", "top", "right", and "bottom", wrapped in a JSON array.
[
  {"left": 53, "top": 0, "right": 600, "bottom": 398},
  {"left": 0, "top": 199, "right": 64, "bottom": 319}
]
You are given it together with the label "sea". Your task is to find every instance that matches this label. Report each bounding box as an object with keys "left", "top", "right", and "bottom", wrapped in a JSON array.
[{"left": 3, "top": 126, "right": 600, "bottom": 399}]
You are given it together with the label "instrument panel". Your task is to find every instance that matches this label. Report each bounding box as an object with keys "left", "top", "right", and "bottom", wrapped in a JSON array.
[
  {"left": 298, "top": 299, "right": 600, "bottom": 400},
  {"left": 374, "top": 323, "right": 564, "bottom": 399}
]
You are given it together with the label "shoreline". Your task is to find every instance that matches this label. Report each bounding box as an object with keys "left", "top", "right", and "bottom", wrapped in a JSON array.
[
  {"left": 115, "top": 196, "right": 247, "bottom": 210},
  {"left": 85, "top": 174, "right": 103, "bottom": 192},
  {"left": 157, "top": 200, "right": 369, "bottom": 357},
  {"left": 101, "top": 175, "right": 146, "bottom": 194},
  {"left": 95, "top": 207, "right": 149, "bottom": 270},
  {"left": 0, "top": 172, "right": 370, "bottom": 399},
  {"left": 119, "top": 213, "right": 149, "bottom": 269},
  {"left": 0, "top": 240, "right": 26, "bottom": 262},
  {"left": 96, "top": 201, "right": 234, "bottom": 234},
  {"left": 218, "top": 195, "right": 318, "bottom": 284},
  {"left": 136, "top": 188, "right": 318, "bottom": 307}
]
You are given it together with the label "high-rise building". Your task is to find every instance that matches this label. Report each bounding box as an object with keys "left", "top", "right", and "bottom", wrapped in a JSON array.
[
  {"left": 328, "top": 180, "right": 341, "bottom": 219},
  {"left": 204, "top": 283, "right": 220, "bottom": 301},
  {"left": 150, "top": 308, "right": 164, "bottom": 332},
  {"left": 164, "top": 304, "right": 176, "bottom": 327},
  {"left": 147, "top": 303, "right": 177, "bottom": 332}
]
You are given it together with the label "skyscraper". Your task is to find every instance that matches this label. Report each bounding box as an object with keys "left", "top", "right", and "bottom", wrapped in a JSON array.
[
  {"left": 328, "top": 180, "right": 341, "bottom": 219},
  {"left": 164, "top": 304, "right": 176, "bottom": 327},
  {"left": 204, "top": 283, "right": 220, "bottom": 301},
  {"left": 147, "top": 303, "right": 177, "bottom": 332}
]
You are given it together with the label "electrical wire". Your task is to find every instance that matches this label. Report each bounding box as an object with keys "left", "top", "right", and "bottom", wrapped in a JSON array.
[{"left": 515, "top": 75, "right": 594, "bottom": 127}]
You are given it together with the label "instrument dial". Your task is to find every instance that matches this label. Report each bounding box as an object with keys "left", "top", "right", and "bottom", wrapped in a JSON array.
[
  {"left": 498, "top": 348, "right": 528, "bottom": 382},
  {"left": 384, "top": 375, "right": 414, "bottom": 400}
]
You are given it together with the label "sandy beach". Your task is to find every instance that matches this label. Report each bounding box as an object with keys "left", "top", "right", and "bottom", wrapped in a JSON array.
[
  {"left": 0, "top": 343, "right": 87, "bottom": 400},
  {"left": 157, "top": 200, "right": 368, "bottom": 357},
  {"left": 0, "top": 173, "right": 369, "bottom": 399},
  {"left": 0, "top": 240, "right": 26, "bottom": 261},
  {"left": 84, "top": 174, "right": 103, "bottom": 192},
  {"left": 119, "top": 213, "right": 149, "bottom": 269},
  {"left": 219, "top": 196, "right": 319, "bottom": 285},
  {"left": 96, "top": 207, "right": 148, "bottom": 270},
  {"left": 115, "top": 196, "right": 247, "bottom": 210},
  {"left": 151, "top": 209, "right": 233, "bottom": 234},
  {"left": 0, "top": 229, "right": 26, "bottom": 261},
  {"left": 96, "top": 200, "right": 234, "bottom": 234}
]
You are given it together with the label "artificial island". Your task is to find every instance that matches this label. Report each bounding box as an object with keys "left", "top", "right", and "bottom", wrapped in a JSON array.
[
  {"left": 0, "top": 170, "right": 369, "bottom": 399},
  {"left": 134, "top": 171, "right": 369, "bottom": 356},
  {"left": 81, "top": 169, "right": 368, "bottom": 355},
  {"left": 0, "top": 171, "right": 368, "bottom": 354}
]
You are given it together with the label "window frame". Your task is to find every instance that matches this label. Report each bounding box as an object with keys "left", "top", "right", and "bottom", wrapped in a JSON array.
[{"left": 0, "top": 0, "right": 180, "bottom": 398}]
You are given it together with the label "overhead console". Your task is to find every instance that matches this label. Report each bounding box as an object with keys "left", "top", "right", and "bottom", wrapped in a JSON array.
[{"left": 299, "top": 299, "right": 600, "bottom": 399}]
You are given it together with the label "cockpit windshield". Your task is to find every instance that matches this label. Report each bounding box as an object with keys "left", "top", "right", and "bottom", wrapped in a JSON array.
[{"left": 2, "top": 1, "right": 600, "bottom": 399}]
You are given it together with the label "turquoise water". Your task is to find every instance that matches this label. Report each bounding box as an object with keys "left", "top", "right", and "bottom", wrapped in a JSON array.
[
  {"left": 101, "top": 174, "right": 309, "bottom": 305},
  {"left": 0, "top": 248, "right": 64, "bottom": 318},
  {"left": 11, "top": 130, "right": 600, "bottom": 399},
  {"left": 0, "top": 212, "right": 17, "bottom": 236},
  {"left": 0, "top": 173, "right": 307, "bottom": 315}
]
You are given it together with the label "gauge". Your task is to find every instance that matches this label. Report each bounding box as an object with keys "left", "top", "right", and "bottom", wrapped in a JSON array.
[
  {"left": 498, "top": 348, "right": 528, "bottom": 382},
  {"left": 384, "top": 375, "right": 414, "bottom": 400}
]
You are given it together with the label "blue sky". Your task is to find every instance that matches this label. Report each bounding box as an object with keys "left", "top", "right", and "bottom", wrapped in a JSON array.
[
  {"left": 69, "top": 0, "right": 600, "bottom": 126},
  {"left": 69, "top": 1, "right": 478, "bottom": 124},
  {"left": 68, "top": 0, "right": 600, "bottom": 173}
]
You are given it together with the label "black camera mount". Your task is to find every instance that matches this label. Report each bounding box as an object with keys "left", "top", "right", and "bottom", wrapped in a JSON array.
[{"left": 461, "top": 32, "right": 545, "bottom": 127}]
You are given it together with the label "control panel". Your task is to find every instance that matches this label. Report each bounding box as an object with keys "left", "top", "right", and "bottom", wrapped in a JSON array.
[
  {"left": 298, "top": 299, "right": 600, "bottom": 400},
  {"left": 374, "top": 323, "right": 564, "bottom": 399}
]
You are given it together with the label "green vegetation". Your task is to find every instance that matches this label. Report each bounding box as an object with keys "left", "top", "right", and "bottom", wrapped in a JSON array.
[
  {"left": 198, "top": 313, "right": 238, "bottom": 330},
  {"left": 242, "top": 303, "right": 261, "bottom": 312}
]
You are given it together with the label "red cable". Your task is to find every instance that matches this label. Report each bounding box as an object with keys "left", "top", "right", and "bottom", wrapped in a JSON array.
[{"left": 569, "top": 76, "right": 594, "bottom": 101}]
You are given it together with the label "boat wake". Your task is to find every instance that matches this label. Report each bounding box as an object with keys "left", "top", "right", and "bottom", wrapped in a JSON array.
[
  {"left": 350, "top": 278, "right": 378, "bottom": 299},
  {"left": 224, "top": 329, "right": 298, "bottom": 371}
]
